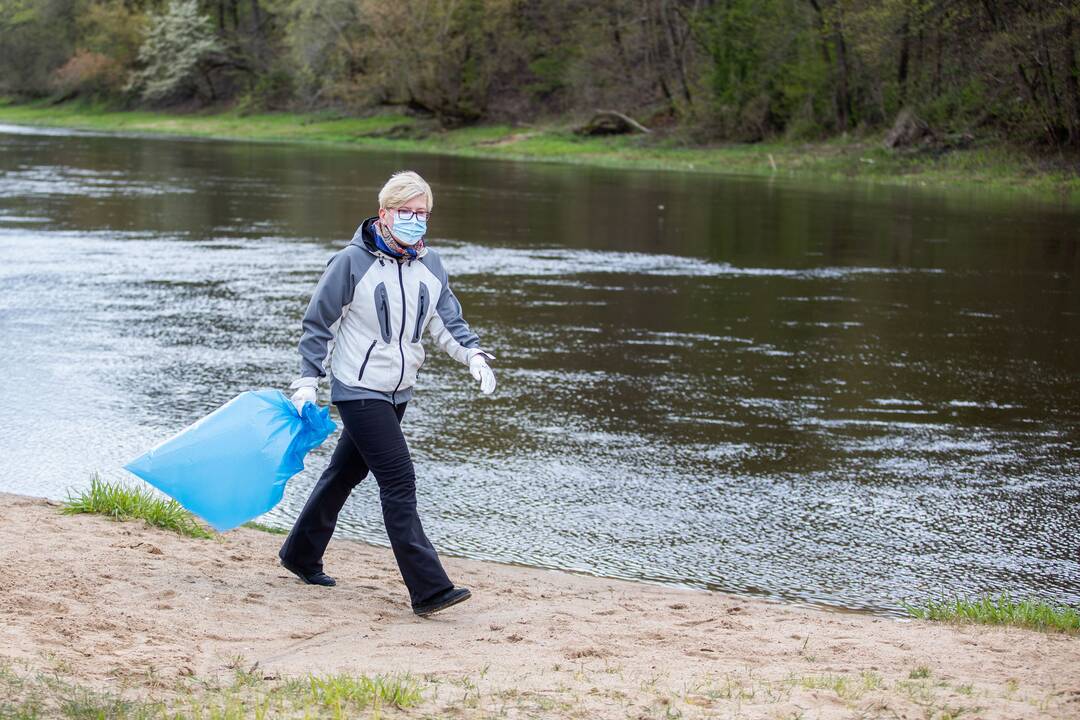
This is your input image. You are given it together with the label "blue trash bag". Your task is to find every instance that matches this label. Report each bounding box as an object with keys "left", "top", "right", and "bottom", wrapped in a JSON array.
[{"left": 124, "top": 390, "right": 336, "bottom": 532}]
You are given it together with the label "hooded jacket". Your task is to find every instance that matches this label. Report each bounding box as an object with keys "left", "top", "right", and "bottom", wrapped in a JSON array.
[{"left": 298, "top": 217, "right": 485, "bottom": 404}]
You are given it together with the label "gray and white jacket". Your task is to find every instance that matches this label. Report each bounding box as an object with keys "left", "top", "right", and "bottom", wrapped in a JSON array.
[{"left": 296, "top": 217, "right": 487, "bottom": 404}]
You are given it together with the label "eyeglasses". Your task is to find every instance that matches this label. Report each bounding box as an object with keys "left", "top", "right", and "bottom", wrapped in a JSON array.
[{"left": 393, "top": 208, "right": 431, "bottom": 222}]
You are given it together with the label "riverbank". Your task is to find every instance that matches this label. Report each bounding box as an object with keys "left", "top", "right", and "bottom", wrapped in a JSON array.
[
  {"left": 2, "top": 100, "right": 1078, "bottom": 205},
  {"left": 2, "top": 493, "right": 1077, "bottom": 719}
]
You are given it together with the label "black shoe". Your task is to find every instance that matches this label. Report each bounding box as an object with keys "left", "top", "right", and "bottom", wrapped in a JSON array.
[
  {"left": 280, "top": 558, "right": 336, "bottom": 587},
  {"left": 412, "top": 586, "right": 471, "bottom": 617}
]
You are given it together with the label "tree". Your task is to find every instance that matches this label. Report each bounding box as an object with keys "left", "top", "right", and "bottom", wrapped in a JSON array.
[
  {"left": 0, "top": 0, "right": 78, "bottom": 97},
  {"left": 359, "top": 0, "right": 521, "bottom": 123},
  {"left": 128, "top": 0, "right": 223, "bottom": 102},
  {"left": 267, "top": 0, "right": 367, "bottom": 108}
]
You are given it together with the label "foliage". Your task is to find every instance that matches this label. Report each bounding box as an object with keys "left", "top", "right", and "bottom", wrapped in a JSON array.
[
  {"left": 0, "top": 0, "right": 78, "bottom": 97},
  {"left": 357, "top": 0, "right": 520, "bottom": 123},
  {"left": 126, "top": 0, "right": 223, "bottom": 103},
  {"left": 904, "top": 593, "right": 1080, "bottom": 634},
  {"left": 691, "top": 0, "right": 832, "bottom": 139},
  {"left": 63, "top": 473, "right": 214, "bottom": 539},
  {"left": 268, "top": 0, "right": 366, "bottom": 109},
  {"left": 236, "top": 66, "right": 295, "bottom": 113},
  {"left": 51, "top": 49, "right": 124, "bottom": 98},
  {"left": 1, "top": 0, "right": 1078, "bottom": 146},
  {"left": 76, "top": 0, "right": 147, "bottom": 71}
]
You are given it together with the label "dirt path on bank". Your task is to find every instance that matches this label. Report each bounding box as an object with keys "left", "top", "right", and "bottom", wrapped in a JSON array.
[{"left": 1, "top": 493, "right": 1077, "bottom": 718}]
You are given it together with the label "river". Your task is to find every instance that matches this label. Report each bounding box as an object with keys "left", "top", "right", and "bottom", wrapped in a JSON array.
[{"left": 1, "top": 124, "right": 1077, "bottom": 613}]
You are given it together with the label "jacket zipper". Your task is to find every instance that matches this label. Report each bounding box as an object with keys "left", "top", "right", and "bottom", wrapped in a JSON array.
[
  {"left": 411, "top": 287, "right": 427, "bottom": 343},
  {"left": 357, "top": 339, "right": 376, "bottom": 382},
  {"left": 392, "top": 261, "right": 407, "bottom": 404},
  {"left": 380, "top": 297, "right": 390, "bottom": 341}
]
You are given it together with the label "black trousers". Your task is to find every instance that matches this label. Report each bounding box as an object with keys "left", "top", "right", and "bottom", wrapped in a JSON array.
[{"left": 278, "top": 399, "right": 453, "bottom": 605}]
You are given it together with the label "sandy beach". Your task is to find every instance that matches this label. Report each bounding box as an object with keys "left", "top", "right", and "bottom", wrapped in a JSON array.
[{"left": 1, "top": 492, "right": 1077, "bottom": 719}]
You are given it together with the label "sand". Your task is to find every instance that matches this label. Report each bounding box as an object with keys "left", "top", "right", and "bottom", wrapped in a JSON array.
[{"left": 1, "top": 492, "right": 1077, "bottom": 718}]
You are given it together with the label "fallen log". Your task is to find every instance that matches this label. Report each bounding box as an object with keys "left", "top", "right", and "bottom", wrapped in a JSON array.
[{"left": 574, "top": 110, "right": 651, "bottom": 136}]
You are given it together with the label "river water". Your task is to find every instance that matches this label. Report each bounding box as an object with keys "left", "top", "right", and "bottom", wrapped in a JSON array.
[{"left": 1, "top": 124, "right": 1077, "bottom": 613}]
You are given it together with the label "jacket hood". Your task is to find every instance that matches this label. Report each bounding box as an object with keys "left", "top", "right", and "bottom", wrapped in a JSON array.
[{"left": 349, "top": 217, "right": 381, "bottom": 255}]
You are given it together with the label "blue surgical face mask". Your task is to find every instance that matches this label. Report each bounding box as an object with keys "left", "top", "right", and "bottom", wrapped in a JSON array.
[{"left": 389, "top": 214, "right": 427, "bottom": 246}]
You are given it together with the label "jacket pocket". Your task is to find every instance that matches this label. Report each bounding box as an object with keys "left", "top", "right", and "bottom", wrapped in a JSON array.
[
  {"left": 401, "top": 339, "right": 426, "bottom": 388},
  {"left": 357, "top": 339, "right": 377, "bottom": 382},
  {"left": 410, "top": 282, "right": 429, "bottom": 343},
  {"left": 374, "top": 282, "right": 392, "bottom": 343}
]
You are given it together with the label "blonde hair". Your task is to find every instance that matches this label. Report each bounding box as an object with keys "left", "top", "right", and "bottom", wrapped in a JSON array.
[{"left": 378, "top": 170, "right": 434, "bottom": 211}]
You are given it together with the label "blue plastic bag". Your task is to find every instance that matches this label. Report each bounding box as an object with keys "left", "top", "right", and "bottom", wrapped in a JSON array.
[{"left": 125, "top": 390, "right": 336, "bottom": 531}]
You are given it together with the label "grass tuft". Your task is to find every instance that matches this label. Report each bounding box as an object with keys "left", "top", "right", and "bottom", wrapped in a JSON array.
[
  {"left": 903, "top": 593, "right": 1079, "bottom": 634},
  {"left": 298, "top": 673, "right": 424, "bottom": 712},
  {"left": 63, "top": 474, "right": 213, "bottom": 539},
  {"left": 241, "top": 520, "right": 288, "bottom": 535}
]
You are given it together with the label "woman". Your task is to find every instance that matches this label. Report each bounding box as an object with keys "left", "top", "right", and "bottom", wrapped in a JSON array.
[{"left": 278, "top": 170, "right": 496, "bottom": 617}]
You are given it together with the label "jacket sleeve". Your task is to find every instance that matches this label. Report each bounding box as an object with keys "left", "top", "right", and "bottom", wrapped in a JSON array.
[
  {"left": 298, "top": 251, "right": 357, "bottom": 379},
  {"left": 427, "top": 276, "right": 484, "bottom": 365}
]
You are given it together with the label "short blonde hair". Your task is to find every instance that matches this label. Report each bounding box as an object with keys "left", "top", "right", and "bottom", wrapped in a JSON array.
[{"left": 378, "top": 170, "right": 434, "bottom": 211}]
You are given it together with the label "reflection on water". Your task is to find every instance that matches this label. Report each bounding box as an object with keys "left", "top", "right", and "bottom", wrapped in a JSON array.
[{"left": 1, "top": 125, "right": 1077, "bottom": 613}]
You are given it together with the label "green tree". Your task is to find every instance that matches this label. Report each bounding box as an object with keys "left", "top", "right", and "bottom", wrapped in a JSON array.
[
  {"left": 0, "top": 0, "right": 78, "bottom": 97},
  {"left": 128, "top": 0, "right": 223, "bottom": 102},
  {"left": 359, "top": 0, "right": 521, "bottom": 123},
  {"left": 267, "top": 0, "right": 368, "bottom": 109},
  {"left": 2, "top": 0, "right": 1077, "bottom": 146},
  {"left": 690, "top": 0, "right": 831, "bottom": 139}
]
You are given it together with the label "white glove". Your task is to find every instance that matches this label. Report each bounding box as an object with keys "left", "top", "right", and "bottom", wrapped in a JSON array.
[
  {"left": 468, "top": 351, "right": 496, "bottom": 395},
  {"left": 288, "top": 377, "right": 319, "bottom": 415}
]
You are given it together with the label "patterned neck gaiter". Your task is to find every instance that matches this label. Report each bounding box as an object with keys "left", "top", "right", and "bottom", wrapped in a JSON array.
[{"left": 375, "top": 220, "right": 426, "bottom": 260}]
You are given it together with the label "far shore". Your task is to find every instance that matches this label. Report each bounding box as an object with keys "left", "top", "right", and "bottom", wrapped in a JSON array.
[
  {"left": 1, "top": 491, "right": 1077, "bottom": 718},
  {"left": 1, "top": 100, "right": 1078, "bottom": 206}
]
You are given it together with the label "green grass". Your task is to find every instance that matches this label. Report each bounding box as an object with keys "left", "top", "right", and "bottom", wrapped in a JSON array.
[
  {"left": 904, "top": 593, "right": 1080, "bottom": 634},
  {"left": 298, "top": 673, "right": 424, "bottom": 713},
  {"left": 0, "top": 100, "right": 1077, "bottom": 205},
  {"left": 790, "top": 670, "right": 884, "bottom": 702},
  {"left": 0, "top": 662, "right": 425, "bottom": 719},
  {"left": 63, "top": 474, "right": 213, "bottom": 539},
  {"left": 241, "top": 520, "right": 288, "bottom": 535}
]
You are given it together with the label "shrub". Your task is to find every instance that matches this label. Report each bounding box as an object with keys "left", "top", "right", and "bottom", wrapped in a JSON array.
[
  {"left": 51, "top": 50, "right": 124, "bottom": 98},
  {"left": 127, "top": 0, "right": 222, "bottom": 104},
  {"left": 236, "top": 68, "right": 296, "bottom": 114}
]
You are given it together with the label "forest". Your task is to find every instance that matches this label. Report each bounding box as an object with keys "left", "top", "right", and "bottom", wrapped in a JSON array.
[{"left": 1, "top": 0, "right": 1078, "bottom": 148}]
